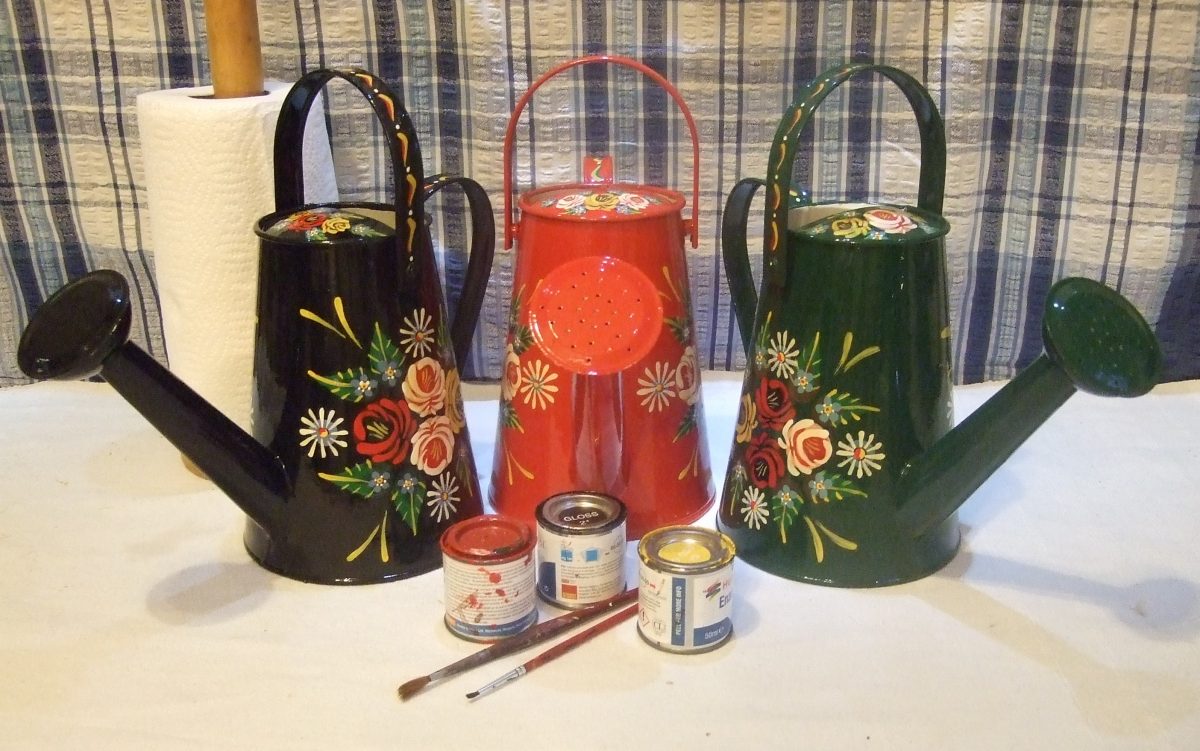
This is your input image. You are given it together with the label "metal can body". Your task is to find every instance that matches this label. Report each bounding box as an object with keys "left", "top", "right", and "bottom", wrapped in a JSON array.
[
  {"left": 441, "top": 515, "right": 537, "bottom": 642},
  {"left": 637, "top": 525, "right": 735, "bottom": 653},
  {"left": 536, "top": 492, "right": 628, "bottom": 608}
]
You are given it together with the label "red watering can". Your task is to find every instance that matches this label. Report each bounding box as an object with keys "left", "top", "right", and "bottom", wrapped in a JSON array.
[{"left": 490, "top": 55, "right": 714, "bottom": 539}]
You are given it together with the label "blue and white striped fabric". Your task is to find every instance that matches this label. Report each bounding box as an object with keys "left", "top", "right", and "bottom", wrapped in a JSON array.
[{"left": 2, "top": 1, "right": 1197, "bottom": 385}]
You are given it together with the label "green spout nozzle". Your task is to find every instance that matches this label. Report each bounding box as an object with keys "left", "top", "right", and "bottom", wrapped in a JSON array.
[{"left": 895, "top": 277, "right": 1161, "bottom": 539}]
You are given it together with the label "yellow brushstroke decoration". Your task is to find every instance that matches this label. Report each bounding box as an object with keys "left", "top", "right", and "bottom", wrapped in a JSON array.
[
  {"left": 333, "top": 297, "right": 362, "bottom": 348},
  {"left": 804, "top": 516, "right": 825, "bottom": 563},
  {"left": 347, "top": 523, "right": 380, "bottom": 562},
  {"left": 300, "top": 308, "right": 346, "bottom": 339}
]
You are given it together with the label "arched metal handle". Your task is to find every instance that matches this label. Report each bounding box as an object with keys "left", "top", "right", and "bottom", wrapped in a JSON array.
[
  {"left": 502, "top": 54, "right": 701, "bottom": 249},
  {"left": 762, "top": 63, "right": 946, "bottom": 283},
  {"left": 272, "top": 68, "right": 426, "bottom": 255}
]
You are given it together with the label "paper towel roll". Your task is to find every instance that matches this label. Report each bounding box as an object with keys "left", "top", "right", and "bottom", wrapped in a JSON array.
[{"left": 138, "top": 81, "right": 337, "bottom": 433}]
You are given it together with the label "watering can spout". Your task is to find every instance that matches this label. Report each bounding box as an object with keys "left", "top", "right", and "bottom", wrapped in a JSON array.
[
  {"left": 895, "top": 277, "right": 1161, "bottom": 539},
  {"left": 17, "top": 270, "right": 290, "bottom": 532}
]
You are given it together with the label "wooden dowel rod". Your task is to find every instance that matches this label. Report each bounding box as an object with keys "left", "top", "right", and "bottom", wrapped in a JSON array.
[{"left": 204, "top": 0, "right": 264, "bottom": 98}]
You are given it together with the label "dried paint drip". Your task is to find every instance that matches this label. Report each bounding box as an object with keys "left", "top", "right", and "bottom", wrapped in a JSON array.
[
  {"left": 441, "top": 515, "right": 537, "bottom": 642},
  {"left": 536, "top": 492, "right": 628, "bottom": 609},
  {"left": 637, "top": 526, "right": 735, "bottom": 654}
]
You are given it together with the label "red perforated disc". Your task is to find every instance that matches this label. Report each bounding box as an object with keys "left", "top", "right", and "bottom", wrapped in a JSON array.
[{"left": 527, "top": 255, "right": 664, "bottom": 375}]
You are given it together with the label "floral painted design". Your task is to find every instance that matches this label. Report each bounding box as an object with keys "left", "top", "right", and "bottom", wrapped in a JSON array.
[
  {"left": 725, "top": 314, "right": 886, "bottom": 561},
  {"left": 520, "top": 359, "right": 559, "bottom": 410},
  {"left": 741, "top": 487, "right": 769, "bottom": 530},
  {"left": 542, "top": 189, "right": 663, "bottom": 217},
  {"left": 637, "top": 361, "right": 677, "bottom": 412},
  {"left": 266, "top": 207, "right": 388, "bottom": 243},
  {"left": 820, "top": 206, "right": 925, "bottom": 241},
  {"left": 300, "top": 299, "right": 472, "bottom": 563},
  {"left": 298, "top": 407, "right": 348, "bottom": 459}
]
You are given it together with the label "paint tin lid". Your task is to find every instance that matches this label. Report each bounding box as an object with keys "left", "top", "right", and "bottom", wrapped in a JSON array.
[
  {"left": 536, "top": 492, "right": 628, "bottom": 536},
  {"left": 441, "top": 515, "right": 535, "bottom": 564},
  {"left": 639, "top": 525, "right": 735, "bottom": 576}
]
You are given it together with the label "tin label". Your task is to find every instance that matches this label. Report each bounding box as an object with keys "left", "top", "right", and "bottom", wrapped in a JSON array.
[
  {"left": 443, "top": 551, "right": 537, "bottom": 641},
  {"left": 638, "top": 564, "right": 733, "bottom": 653},
  {"left": 536, "top": 522, "right": 625, "bottom": 607}
]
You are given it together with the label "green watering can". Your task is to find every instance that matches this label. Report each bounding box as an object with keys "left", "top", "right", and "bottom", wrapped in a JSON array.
[{"left": 719, "top": 63, "right": 1161, "bottom": 587}]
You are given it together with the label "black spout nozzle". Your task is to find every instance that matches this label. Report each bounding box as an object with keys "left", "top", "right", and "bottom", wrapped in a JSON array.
[{"left": 18, "top": 270, "right": 290, "bottom": 532}]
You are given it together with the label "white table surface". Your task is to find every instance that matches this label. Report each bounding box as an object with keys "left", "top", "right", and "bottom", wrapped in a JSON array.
[{"left": 1, "top": 372, "right": 1198, "bottom": 750}]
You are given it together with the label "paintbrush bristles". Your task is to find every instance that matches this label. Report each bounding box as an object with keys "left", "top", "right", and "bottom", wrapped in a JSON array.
[{"left": 396, "top": 675, "right": 432, "bottom": 701}]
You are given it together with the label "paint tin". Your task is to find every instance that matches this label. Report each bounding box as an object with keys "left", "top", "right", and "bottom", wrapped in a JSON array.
[
  {"left": 440, "top": 515, "right": 537, "bottom": 642},
  {"left": 637, "top": 525, "right": 735, "bottom": 654},
  {"left": 535, "top": 492, "right": 628, "bottom": 608}
]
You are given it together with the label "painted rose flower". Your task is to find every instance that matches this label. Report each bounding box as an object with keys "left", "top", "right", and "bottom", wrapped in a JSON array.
[
  {"left": 675, "top": 346, "right": 700, "bottom": 404},
  {"left": 502, "top": 345, "right": 522, "bottom": 401},
  {"left": 778, "top": 418, "right": 833, "bottom": 476},
  {"left": 321, "top": 215, "right": 351, "bottom": 234},
  {"left": 618, "top": 192, "right": 651, "bottom": 211},
  {"left": 831, "top": 216, "right": 870, "bottom": 238},
  {"left": 754, "top": 377, "right": 796, "bottom": 431},
  {"left": 584, "top": 191, "right": 621, "bottom": 211},
  {"left": 735, "top": 394, "right": 757, "bottom": 444},
  {"left": 443, "top": 368, "right": 465, "bottom": 433},
  {"left": 288, "top": 211, "right": 327, "bottom": 231},
  {"left": 745, "top": 431, "right": 786, "bottom": 489},
  {"left": 555, "top": 193, "right": 587, "bottom": 210},
  {"left": 411, "top": 415, "right": 455, "bottom": 475},
  {"left": 352, "top": 398, "right": 417, "bottom": 464},
  {"left": 402, "top": 357, "right": 446, "bottom": 417},
  {"left": 863, "top": 208, "right": 917, "bottom": 234}
]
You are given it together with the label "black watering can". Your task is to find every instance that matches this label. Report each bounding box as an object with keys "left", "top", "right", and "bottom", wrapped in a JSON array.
[{"left": 17, "top": 69, "right": 495, "bottom": 584}]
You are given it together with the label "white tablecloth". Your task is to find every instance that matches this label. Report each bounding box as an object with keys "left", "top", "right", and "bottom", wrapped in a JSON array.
[{"left": 1, "top": 373, "right": 1198, "bottom": 749}]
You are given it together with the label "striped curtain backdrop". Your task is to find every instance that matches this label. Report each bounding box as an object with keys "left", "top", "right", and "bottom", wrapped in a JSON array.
[{"left": 1, "top": 1, "right": 1197, "bottom": 385}]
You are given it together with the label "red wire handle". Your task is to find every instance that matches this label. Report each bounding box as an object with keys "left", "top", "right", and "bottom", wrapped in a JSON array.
[{"left": 502, "top": 54, "right": 701, "bottom": 249}]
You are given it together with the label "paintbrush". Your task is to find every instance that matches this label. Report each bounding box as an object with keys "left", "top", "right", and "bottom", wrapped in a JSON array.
[
  {"left": 397, "top": 588, "right": 637, "bottom": 701},
  {"left": 465, "top": 602, "right": 639, "bottom": 700}
]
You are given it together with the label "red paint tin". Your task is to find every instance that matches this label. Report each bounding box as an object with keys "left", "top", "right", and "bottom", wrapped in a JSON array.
[{"left": 440, "top": 515, "right": 537, "bottom": 642}]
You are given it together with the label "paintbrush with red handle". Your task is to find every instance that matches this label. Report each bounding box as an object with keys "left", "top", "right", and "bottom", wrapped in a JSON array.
[
  {"left": 465, "top": 602, "right": 639, "bottom": 700},
  {"left": 398, "top": 588, "right": 637, "bottom": 701}
]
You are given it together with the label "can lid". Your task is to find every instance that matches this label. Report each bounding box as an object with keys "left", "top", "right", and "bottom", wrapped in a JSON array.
[
  {"left": 256, "top": 204, "right": 394, "bottom": 244},
  {"left": 519, "top": 184, "right": 684, "bottom": 222},
  {"left": 536, "top": 492, "right": 627, "bottom": 535},
  {"left": 441, "top": 515, "right": 534, "bottom": 561},
  {"left": 639, "top": 525, "right": 735, "bottom": 574},
  {"left": 791, "top": 203, "right": 949, "bottom": 244}
]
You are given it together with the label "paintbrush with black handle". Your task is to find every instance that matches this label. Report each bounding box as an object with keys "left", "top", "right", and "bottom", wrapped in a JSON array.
[{"left": 398, "top": 588, "right": 637, "bottom": 701}]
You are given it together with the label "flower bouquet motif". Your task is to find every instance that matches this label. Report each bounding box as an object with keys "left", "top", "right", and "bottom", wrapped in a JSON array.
[
  {"left": 542, "top": 190, "right": 662, "bottom": 217},
  {"left": 298, "top": 298, "right": 472, "bottom": 563},
  {"left": 725, "top": 312, "right": 886, "bottom": 562},
  {"left": 633, "top": 266, "right": 703, "bottom": 479},
  {"left": 495, "top": 284, "right": 559, "bottom": 485},
  {"left": 822, "top": 206, "right": 925, "bottom": 241},
  {"left": 266, "top": 207, "right": 389, "bottom": 243}
]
